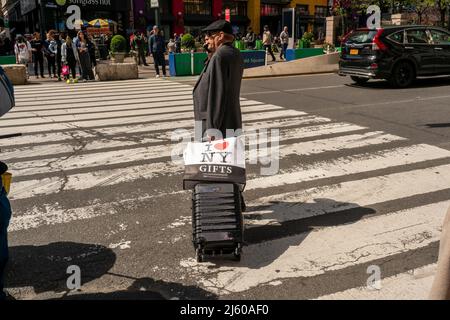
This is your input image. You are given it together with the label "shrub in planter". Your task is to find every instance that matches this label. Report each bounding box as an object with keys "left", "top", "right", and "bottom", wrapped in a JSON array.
[
  {"left": 110, "top": 35, "right": 127, "bottom": 63},
  {"left": 181, "top": 33, "right": 196, "bottom": 51}
]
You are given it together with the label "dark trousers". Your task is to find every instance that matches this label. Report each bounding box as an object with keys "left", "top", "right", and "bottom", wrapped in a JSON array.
[
  {"left": 264, "top": 45, "right": 276, "bottom": 61},
  {"left": 33, "top": 52, "right": 44, "bottom": 77},
  {"left": 0, "top": 188, "right": 12, "bottom": 300},
  {"left": 46, "top": 55, "right": 56, "bottom": 77},
  {"left": 280, "top": 43, "right": 288, "bottom": 59},
  {"left": 137, "top": 50, "right": 147, "bottom": 65},
  {"left": 153, "top": 52, "right": 166, "bottom": 76},
  {"left": 56, "top": 58, "right": 62, "bottom": 79},
  {"left": 79, "top": 52, "right": 94, "bottom": 80}
]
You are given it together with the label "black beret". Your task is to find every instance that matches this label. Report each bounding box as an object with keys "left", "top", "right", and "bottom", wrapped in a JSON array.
[{"left": 202, "top": 20, "right": 233, "bottom": 35}]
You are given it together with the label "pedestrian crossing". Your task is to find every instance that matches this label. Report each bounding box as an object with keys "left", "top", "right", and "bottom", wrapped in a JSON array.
[{"left": 1, "top": 78, "right": 449, "bottom": 299}]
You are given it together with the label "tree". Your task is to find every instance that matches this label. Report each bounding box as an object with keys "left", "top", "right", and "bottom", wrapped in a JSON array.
[{"left": 431, "top": 0, "right": 450, "bottom": 27}]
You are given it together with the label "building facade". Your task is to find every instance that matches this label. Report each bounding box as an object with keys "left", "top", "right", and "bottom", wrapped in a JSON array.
[{"left": 132, "top": 0, "right": 329, "bottom": 40}]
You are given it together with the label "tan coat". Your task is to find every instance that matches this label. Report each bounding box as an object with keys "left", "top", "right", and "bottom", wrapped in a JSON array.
[{"left": 430, "top": 206, "right": 450, "bottom": 299}]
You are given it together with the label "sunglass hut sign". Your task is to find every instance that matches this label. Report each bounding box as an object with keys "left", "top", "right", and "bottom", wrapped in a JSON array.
[{"left": 56, "top": 0, "right": 112, "bottom": 6}]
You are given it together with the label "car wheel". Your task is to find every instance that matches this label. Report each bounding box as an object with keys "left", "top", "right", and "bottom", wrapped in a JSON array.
[
  {"left": 351, "top": 76, "right": 369, "bottom": 85},
  {"left": 390, "top": 61, "right": 415, "bottom": 88}
]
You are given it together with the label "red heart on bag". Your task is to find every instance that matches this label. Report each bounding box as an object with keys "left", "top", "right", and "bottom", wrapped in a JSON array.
[{"left": 214, "top": 141, "right": 229, "bottom": 151}]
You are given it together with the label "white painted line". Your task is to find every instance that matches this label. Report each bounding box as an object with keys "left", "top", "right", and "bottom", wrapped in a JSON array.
[
  {"left": 246, "top": 144, "right": 450, "bottom": 191},
  {"left": 246, "top": 163, "right": 450, "bottom": 226},
  {"left": 315, "top": 264, "right": 436, "bottom": 300},
  {"left": 0, "top": 103, "right": 280, "bottom": 126},
  {"left": 1, "top": 115, "right": 331, "bottom": 148},
  {"left": 1, "top": 109, "right": 306, "bottom": 134},
  {"left": 178, "top": 201, "right": 449, "bottom": 295}
]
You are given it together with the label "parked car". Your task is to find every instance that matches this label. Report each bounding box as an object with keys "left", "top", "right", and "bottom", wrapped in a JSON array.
[{"left": 339, "top": 25, "right": 450, "bottom": 88}]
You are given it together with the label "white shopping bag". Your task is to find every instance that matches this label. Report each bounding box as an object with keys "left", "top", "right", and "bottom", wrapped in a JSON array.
[{"left": 183, "top": 137, "right": 246, "bottom": 189}]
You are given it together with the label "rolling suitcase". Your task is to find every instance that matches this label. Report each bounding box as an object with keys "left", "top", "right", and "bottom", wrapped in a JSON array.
[{"left": 192, "top": 183, "right": 244, "bottom": 262}]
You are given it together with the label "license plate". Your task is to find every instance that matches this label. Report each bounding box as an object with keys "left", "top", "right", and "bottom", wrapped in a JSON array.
[{"left": 350, "top": 49, "right": 359, "bottom": 55}]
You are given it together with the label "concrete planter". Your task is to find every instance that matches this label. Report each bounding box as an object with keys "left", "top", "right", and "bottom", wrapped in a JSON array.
[
  {"left": 2, "top": 64, "right": 27, "bottom": 85},
  {"left": 111, "top": 52, "right": 126, "bottom": 63},
  {"left": 95, "top": 61, "right": 138, "bottom": 81}
]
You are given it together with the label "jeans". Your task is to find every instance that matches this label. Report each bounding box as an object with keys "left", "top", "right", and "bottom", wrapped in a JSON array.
[
  {"left": 0, "top": 187, "right": 12, "bottom": 300},
  {"left": 280, "top": 43, "right": 288, "bottom": 59},
  {"left": 33, "top": 52, "right": 44, "bottom": 77},
  {"left": 264, "top": 45, "right": 276, "bottom": 61}
]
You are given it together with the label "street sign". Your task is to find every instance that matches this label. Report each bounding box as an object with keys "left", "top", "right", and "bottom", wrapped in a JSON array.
[
  {"left": 151, "top": 0, "right": 159, "bottom": 8},
  {"left": 225, "top": 8, "right": 231, "bottom": 22}
]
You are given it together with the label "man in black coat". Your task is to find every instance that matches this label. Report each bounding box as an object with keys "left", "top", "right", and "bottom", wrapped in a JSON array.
[{"left": 193, "top": 20, "right": 244, "bottom": 141}]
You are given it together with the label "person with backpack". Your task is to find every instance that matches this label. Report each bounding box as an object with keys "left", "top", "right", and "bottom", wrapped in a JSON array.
[
  {"left": 14, "top": 35, "right": 32, "bottom": 78},
  {"left": 30, "top": 32, "right": 45, "bottom": 79}
]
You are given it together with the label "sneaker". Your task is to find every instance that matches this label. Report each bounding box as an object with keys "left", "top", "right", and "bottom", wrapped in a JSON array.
[{"left": 155, "top": 75, "right": 160, "bottom": 78}]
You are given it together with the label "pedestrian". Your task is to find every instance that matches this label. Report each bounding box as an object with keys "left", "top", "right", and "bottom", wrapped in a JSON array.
[
  {"left": 74, "top": 31, "right": 94, "bottom": 81},
  {"left": 54, "top": 33, "right": 63, "bottom": 81},
  {"left": 30, "top": 32, "right": 45, "bottom": 78},
  {"left": 87, "top": 36, "right": 97, "bottom": 69},
  {"left": 175, "top": 33, "right": 182, "bottom": 53},
  {"left": 62, "top": 36, "right": 78, "bottom": 80},
  {"left": 167, "top": 38, "right": 176, "bottom": 54},
  {"left": 244, "top": 26, "right": 256, "bottom": 50},
  {"left": 280, "top": 26, "right": 289, "bottom": 60},
  {"left": 430, "top": 206, "right": 450, "bottom": 300},
  {"left": 14, "top": 35, "right": 32, "bottom": 78},
  {"left": 262, "top": 25, "right": 276, "bottom": 62},
  {"left": 149, "top": 25, "right": 167, "bottom": 78},
  {"left": 0, "top": 160, "right": 12, "bottom": 301},
  {"left": 132, "top": 31, "right": 148, "bottom": 66},
  {"left": 44, "top": 30, "right": 57, "bottom": 78},
  {"left": 192, "top": 19, "right": 246, "bottom": 210}
]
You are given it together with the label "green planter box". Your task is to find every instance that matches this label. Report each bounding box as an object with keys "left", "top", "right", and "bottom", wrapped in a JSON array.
[
  {"left": 0, "top": 56, "right": 16, "bottom": 65},
  {"left": 169, "top": 52, "right": 208, "bottom": 76}
]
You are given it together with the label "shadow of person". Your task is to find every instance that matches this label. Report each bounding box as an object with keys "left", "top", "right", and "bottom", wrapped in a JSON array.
[
  {"left": 56, "top": 277, "right": 217, "bottom": 300},
  {"left": 206, "top": 198, "right": 376, "bottom": 269},
  {"left": 6, "top": 242, "right": 116, "bottom": 294}
]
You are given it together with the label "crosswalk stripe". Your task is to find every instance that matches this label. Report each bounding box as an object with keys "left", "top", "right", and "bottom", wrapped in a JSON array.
[
  {"left": 246, "top": 163, "right": 450, "bottom": 226},
  {"left": 246, "top": 144, "right": 450, "bottom": 191},
  {"left": 0, "top": 103, "right": 282, "bottom": 126},
  {"left": 1, "top": 122, "right": 365, "bottom": 161},
  {"left": 315, "top": 264, "right": 436, "bottom": 300},
  {"left": 1, "top": 116, "right": 330, "bottom": 149},
  {"left": 1, "top": 109, "right": 307, "bottom": 134},
  {"left": 178, "top": 201, "right": 449, "bottom": 295},
  {"left": 7, "top": 131, "right": 404, "bottom": 180}
]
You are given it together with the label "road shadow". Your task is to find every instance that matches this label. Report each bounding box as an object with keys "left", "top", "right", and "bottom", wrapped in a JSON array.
[
  {"left": 6, "top": 242, "right": 116, "bottom": 294},
  {"left": 55, "top": 277, "right": 217, "bottom": 300},
  {"left": 425, "top": 123, "right": 450, "bottom": 128},
  {"left": 345, "top": 76, "right": 450, "bottom": 90},
  {"left": 203, "top": 198, "right": 376, "bottom": 269}
]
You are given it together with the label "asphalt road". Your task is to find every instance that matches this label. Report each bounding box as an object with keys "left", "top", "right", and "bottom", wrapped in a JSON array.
[{"left": 2, "top": 73, "right": 450, "bottom": 301}]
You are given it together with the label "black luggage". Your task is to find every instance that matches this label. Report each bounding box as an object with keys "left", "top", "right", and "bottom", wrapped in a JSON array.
[{"left": 192, "top": 183, "right": 244, "bottom": 262}]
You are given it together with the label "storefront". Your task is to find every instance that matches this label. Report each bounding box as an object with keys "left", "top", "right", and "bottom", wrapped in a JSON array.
[
  {"left": 39, "top": 0, "right": 131, "bottom": 36},
  {"left": 133, "top": 0, "right": 174, "bottom": 38},
  {"left": 222, "top": 0, "right": 249, "bottom": 37},
  {"left": 259, "top": 0, "right": 289, "bottom": 36}
]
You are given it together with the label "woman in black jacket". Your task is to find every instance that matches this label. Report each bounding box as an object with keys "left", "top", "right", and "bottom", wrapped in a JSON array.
[{"left": 30, "top": 32, "right": 45, "bottom": 78}]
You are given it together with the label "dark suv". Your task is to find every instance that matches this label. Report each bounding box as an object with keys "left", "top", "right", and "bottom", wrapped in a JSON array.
[{"left": 339, "top": 26, "right": 450, "bottom": 87}]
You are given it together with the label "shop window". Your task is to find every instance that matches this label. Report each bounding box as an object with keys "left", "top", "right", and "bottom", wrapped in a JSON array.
[
  {"left": 261, "top": 4, "right": 282, "bottom": 17},
  {"left": 184, "top": 0, "right": 212, "bottom": 15},
  {"left": 222, "top": 0, "right": 247, "bottom": 16},
  {"left": 315, "top": 6, "right": 327, "bottom": 18},
  {"left": 296, "top": 5, "right": 309, "bottom": 16}
]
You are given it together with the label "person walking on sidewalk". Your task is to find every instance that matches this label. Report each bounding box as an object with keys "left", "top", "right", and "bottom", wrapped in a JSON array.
[
  {"left": 280, "top": 26, "right": 289, "bottom": 61},
  {"left": 0, "top": 161, "right": 12, "bottom": 301},
  {"left": 149, "top": 26, "right": 167, "bottom": 78},
  {"left": 262, "top": 25, "right": 276, "bottom": 62},
  {"left": 30, "top": 32, "right": 45, "bottom": 79}
]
